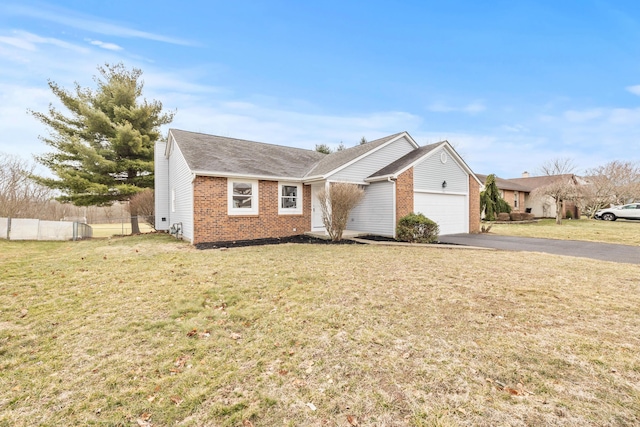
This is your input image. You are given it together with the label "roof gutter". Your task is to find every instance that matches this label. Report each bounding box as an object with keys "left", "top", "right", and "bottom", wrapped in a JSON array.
[
  {"left": 191, "top": 170, "right": 304, "bottom": 182},
  {"left": 365, "top": 174, "right": 396, "bottom": 183}
]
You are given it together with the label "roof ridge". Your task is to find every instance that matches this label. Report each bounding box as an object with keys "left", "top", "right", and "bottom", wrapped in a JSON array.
[{"left": 170, "top": 128, "right": 322, "bottom": 155}]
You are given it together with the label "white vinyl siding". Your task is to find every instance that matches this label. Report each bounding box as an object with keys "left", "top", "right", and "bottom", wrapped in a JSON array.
[
  {"left": 329, "top": 136, "right": 415, "bottom": 183},
  {"left": 414, "top": 147, "right": 467, "bottom": 193},
  {"left": 154, "top": 141, "right": 170, "bottom": 231},
  {"left": 348, "top": 181, "right": 395, "bottom": 236},
  {"left": 167, "top": 143, "right": 194, "bottom": 242},
  {"left": 413, "top": 146, "right": 470, "bottom": 235}
]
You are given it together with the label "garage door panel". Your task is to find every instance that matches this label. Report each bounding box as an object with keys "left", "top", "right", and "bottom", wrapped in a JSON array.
[{"left": 414, "top": 193, "right": 467, "bottom": 235}]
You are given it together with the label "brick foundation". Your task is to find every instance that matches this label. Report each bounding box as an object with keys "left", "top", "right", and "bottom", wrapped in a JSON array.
[{"left": 193, "top": 177, "right": 311, "bottom": 244}]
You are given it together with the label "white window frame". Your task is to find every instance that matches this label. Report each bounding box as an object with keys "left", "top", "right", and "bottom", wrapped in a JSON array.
[
  {"left": 228, "top": 179, "right": 259, "bottom": 215},
  {"left": 171, "top": 188, "right": 176, "bottom": 213},
  {"left": 514, "top": 191, "right": 519, "bottom": 209},
  {"left": 278, "top": 182, "right": 303, "bottom": 215}
]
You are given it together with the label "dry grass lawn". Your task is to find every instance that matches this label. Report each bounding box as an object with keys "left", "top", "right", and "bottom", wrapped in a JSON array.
[
  {"left": 489, "top": 218, "right": 640, "bottom": 246},
  {"left": 1, "top": 234, "right": 639, "bottom": 426},
  {"left": 90, "top": 222, "right": 155, "bottom": 238}
]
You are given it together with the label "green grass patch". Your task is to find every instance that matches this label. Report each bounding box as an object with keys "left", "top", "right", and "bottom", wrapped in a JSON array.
[{"left": 489, "top": 218, "right": 640, "bottom": 245}]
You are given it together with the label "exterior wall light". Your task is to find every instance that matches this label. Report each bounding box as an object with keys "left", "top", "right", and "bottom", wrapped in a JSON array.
[{"left": 442, "top": 180, "right": 447, "bottom": 188}]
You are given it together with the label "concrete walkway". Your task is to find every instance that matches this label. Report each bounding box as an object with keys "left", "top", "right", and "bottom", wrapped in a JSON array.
[{"left": 438, "top": 233, "right": 640, "bottom": 265}]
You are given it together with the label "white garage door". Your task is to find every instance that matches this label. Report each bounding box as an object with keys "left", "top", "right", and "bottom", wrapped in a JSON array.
[{"left": 414, "top": 192, "right": 468, "bottom": 235}]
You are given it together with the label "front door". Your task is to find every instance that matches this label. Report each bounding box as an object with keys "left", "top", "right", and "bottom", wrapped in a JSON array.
[{"left": 311, "top": 183, "right": 326, "bottom": 231}]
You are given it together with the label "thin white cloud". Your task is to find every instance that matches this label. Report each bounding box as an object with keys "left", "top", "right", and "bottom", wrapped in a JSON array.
[
  {"left": 625, "top": 85, "right": 640, "bottom": 96},
  {"left": 463, "top": 102, "right": 486, "bottom": 114},
  {"left": 3, "top": 3, "right": 194, "bottom": 46},
  {"left": 427, "top": 101, "right": 486, "bottom": 114},
  {"left": 0, "top": 30, "right": 89, "bottom": 53},
  {"left": 88, "top": 39, "right": 123, "bottom": 51},
  {"left": 563, "top": 108, "right": 603, "bottom": 122},
  {"left": 608, "top": 107, "right": 640, "bottom": 125}
]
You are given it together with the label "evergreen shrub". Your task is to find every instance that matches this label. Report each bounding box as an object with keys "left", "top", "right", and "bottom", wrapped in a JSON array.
[{"left": 396, "top": 213, "right": 439, "bottom": 243}]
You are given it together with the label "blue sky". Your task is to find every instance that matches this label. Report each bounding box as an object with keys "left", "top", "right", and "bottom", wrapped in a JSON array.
[{"left": 1, "top": 0, "right": 639, "bottom": 178}]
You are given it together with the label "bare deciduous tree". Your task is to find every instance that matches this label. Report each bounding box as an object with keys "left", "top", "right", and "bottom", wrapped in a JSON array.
[
  {"left": 129, "top": 189, "right": 155, "bottom": 229},
  {"left": 582, "top": 161, "right": 640, "bottom": 216},
  {"left": 317, "top": 183, "right": 365, "bottom": 241},
  {"left": 532, "top": 158, "right": 579, "bottom": 225},
  {"left": 0, "top": 152, "right": 53, "bottom": 218}
]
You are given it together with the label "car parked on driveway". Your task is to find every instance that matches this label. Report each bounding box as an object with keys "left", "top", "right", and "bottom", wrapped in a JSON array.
[{"left": 594, "top": 203, "right": 640, "bottom": 221}]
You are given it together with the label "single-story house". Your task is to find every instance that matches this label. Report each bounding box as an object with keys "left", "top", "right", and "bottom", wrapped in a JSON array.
[
  {"left": 476, "top": 174, "right": 531, "bottom": 213},
  {"left": 507, "top": 172, "right": 587, "bottom": 218},
  {"left": 155, "top": 129, "right": 481, "bottom": 245}
]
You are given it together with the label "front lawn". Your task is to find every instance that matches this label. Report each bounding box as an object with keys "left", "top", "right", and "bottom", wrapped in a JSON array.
[
  {"left": 489, "top": 218, "right": 640, "bottom": 245},
  {"left": 1, "top": 235, "right": 639, "bottom": 426}
]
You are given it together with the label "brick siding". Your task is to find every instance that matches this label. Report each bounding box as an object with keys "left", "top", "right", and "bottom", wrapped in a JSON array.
[
  {"left": 395, "top": 168, "right": 414, "bottom": 225},
  {"left": 193, "top": 176, "right": 311, "bottom": 244},
  {"left": 502, "top": 189, "right": 526, "bottom": 212},
  {"left": 468, "top": 175, "right": 480, "bottom": 233}
]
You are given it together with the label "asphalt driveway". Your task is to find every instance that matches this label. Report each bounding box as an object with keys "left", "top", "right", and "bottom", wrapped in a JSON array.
[{"left": 438, "top": 233, "right": 640, "bottom": 265}]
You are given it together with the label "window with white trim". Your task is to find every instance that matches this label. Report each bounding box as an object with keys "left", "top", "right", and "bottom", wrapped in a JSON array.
[
  {"left": 279, "top": 182, "right": 302, "bottom": 214},
  {"left": 228, "top": 180, "right": 259, "bottom": 215},
  {"left": 171, "top": 188, "right": 176, "bottom": 212},
  {"left": 514, "top": 191, "right": 519, "bottom": 209}
]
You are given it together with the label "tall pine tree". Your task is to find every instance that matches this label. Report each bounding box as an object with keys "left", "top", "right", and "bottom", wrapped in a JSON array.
[{"left": 30, "top": 63, "right": 174, "bottom": 233}]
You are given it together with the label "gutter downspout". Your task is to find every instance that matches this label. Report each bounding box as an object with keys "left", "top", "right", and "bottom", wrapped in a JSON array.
[{"left": 389, "top": 177, "right": 397, "bottom": 239}]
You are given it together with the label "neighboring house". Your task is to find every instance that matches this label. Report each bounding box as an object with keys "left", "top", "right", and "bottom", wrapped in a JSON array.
[
  {"left": 508, "top": 173, "right": 587, "bottom": 218},
  {"left": 155, "top": 129, "right": 481, "bottom": 244},
  {"left": 476, "top": 174, "right": 531, "bottom": 212}
]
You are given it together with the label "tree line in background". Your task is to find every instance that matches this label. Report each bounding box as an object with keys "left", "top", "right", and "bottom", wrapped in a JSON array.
[
  {"left": 0, "top": 152, "right": 155, "bottom": 225},
  {"left": 315, "top": 136, "right": 367, "bottom": 154}
]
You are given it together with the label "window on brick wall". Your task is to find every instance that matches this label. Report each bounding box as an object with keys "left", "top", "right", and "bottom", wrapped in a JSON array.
[
  {"left": 279, "top": 182, "right": 302, "bottom": 215},
  {"left": 514, "top": 191, "right": 519, "bottom": 209},
  {"left": 228, "top": 180, "right": 259, "bottom": 215}
]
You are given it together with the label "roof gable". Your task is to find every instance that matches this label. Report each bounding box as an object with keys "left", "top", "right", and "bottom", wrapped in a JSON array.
[
  {"left": 367, "top": 141, "right": 481, "bottom": 184},
  {"left": 305, "top": 132, "right": 417, "bottom": 178},
  {"left": 367, "top": 141, "right": 443, "bottom": 179}
]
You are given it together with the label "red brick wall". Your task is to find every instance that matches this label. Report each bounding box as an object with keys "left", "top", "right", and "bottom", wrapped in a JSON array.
[
  {"left": 501, "top": 189, "right": 525, "bottom": 212},
  {"left": 468, "top": 175, "right": 480, "bottom": 233},
  {"left": 395, "top": 168, "right": 414, "bottom": 224},
  {"left": 193, "top": 176, "right": 311, "bottom": 244}
]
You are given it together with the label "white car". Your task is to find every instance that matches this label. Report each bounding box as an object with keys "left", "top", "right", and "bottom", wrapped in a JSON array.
[{"left": 594, "top": 203, "right": 640, "bottom": 221}]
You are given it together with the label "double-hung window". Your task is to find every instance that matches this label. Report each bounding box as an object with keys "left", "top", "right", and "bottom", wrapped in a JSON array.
[
  {"left": 228, "top": 180, "right": 259, "bottom": 215},
  {"left": 514, "top": 191, "right": 519, "bottom": 209},
  {"left": 279, "top": 182, "right": 302, "bottom": 215}
]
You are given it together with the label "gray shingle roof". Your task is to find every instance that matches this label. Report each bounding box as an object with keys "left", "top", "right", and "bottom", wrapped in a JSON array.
[
  {"left": 169, "top": 129, "right": 326, "bottom": 179},
  {"left": 305, "top": 132, "right": 407, "bottom": 177},
  {"left": 476, "top": 174, "right": 532, "bottom": 192},
  {"left": 367, "top": 142, "right": 444, "bottom": 179},
  {"left": 506, "top": 174, "right": 577, "bottom": 190}
]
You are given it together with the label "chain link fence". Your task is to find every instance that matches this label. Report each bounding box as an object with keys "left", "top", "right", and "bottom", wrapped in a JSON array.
[{"left": 88, "top": 216, "right": 155, "bottom": 238}]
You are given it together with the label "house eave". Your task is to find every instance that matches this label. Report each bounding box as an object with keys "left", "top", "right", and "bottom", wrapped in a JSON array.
[
  {"left": 365, "top": 174, "right": 396, "bottom": 183},
  {"left": 191, "top": 170, "right": 304, "bottom": 182}
]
